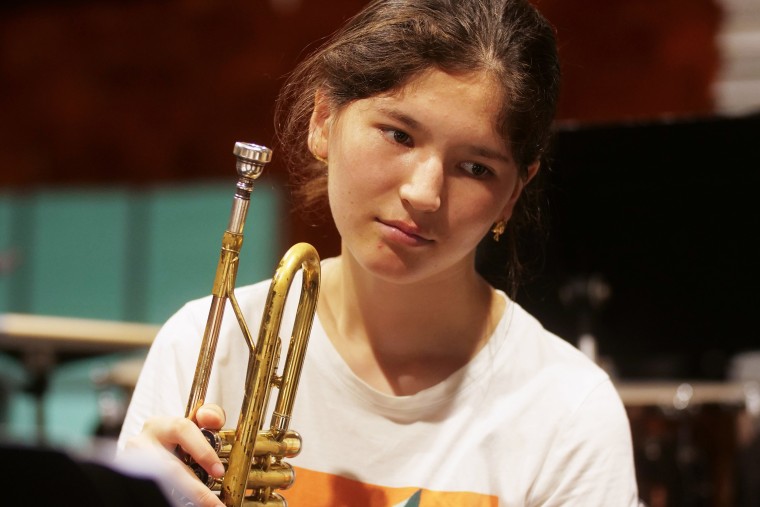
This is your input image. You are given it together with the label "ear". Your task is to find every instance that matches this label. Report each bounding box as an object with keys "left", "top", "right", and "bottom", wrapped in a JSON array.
[
  {"left": 308, "top": 89, "right": 334, "bottom": 161},
  {"left": 498, "top": 160, "right": 541, "bottom": 221}
]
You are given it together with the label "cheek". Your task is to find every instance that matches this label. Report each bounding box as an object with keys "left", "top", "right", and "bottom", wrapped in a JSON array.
[
  {"left": 327, "top": 153, "right": 397, "bottom": 209},
  {"left": 326, "top": 168, "right": 351, "bottom": 220},
  {"left": 326, "top": 160, "right": 372, "bottom": 227},
  {"left": 331, "top": 124, "right": 403, "bottom": 191},
  {"left": 448, "top": 182, "right": 512, "bottom": 227}
]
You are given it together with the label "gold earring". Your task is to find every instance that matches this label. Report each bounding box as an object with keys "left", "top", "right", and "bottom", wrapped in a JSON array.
[{"left": 492, "top": 220, "right": 506, "bottom": 242}]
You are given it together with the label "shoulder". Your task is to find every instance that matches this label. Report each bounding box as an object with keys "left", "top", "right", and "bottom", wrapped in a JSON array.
[
  {"left": 500, "top": 298, "right": 611, "bottom": 406},
  {"left": 493, "top": 299, "right": 638, "bottom": 504},
  {"left": 488, "top": 297, "right": 632, "bottom": 452}
]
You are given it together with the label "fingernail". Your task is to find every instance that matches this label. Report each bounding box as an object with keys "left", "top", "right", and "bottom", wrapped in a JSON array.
[{"left": 211, "top": 462, "right": 226, "bottom": 478}]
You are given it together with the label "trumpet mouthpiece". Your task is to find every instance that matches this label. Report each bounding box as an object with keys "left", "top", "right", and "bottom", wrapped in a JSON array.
[{"left": 233, "top": 142, "right": 272, "bottom": 180}]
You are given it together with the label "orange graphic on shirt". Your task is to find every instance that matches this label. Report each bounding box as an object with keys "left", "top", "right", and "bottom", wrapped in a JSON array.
[{"left": 283, "top": 467, "right": 498, "bottom": 506}]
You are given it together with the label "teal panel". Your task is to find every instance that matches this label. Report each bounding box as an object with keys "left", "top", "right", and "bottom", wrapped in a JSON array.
[
  {"left": 0, "top": 193, "right": 14, "bottom": 312},
  {"left": 0, "top": 192, "right": 34, "bottom": 314},
  {"left": 142, "top": 181, "right": 282, "bottom": 324},
  {"left": 26, "top": 188, "right": 131, "bottom": 320},
  {"left": 0, "top": 182, "right": 283, "bottom": 446}
]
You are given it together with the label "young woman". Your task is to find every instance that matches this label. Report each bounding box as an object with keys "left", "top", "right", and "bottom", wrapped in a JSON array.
[{"left": 119, "top": 0, "right": 639, "bottom": 505}]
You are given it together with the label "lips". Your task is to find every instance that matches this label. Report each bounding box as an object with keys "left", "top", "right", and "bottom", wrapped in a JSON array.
[{"left": 376, "top": 218, "right": 434, "bottom": 245}]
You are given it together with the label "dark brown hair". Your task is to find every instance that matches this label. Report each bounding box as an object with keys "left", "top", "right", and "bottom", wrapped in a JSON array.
[{"left": 275, "top": 0, "right": 560, "bottom": 296}]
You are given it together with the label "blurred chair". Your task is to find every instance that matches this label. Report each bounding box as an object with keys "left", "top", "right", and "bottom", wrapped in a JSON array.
[{"left": 729, "top": 351, "right": 760, "bottom": 507}]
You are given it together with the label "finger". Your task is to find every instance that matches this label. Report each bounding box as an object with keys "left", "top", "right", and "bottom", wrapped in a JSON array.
[
  {"left": 161, "top": 453, "right": 226, "bottom": 507},
  {"left": 196, "top": 404, "right": 226, "bottom": 430},
  {"left": 141, "top": 417, "right": 225, "bottom": 479}
]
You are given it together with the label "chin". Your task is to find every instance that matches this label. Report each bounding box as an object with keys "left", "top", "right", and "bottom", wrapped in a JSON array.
[{"left": 352, "top": 243, "right": 457, "bottom": 287}]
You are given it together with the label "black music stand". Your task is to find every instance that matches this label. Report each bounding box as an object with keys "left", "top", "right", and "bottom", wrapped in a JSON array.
[{"left": 0, "top": 442, "right": 176, "bottom": 507}]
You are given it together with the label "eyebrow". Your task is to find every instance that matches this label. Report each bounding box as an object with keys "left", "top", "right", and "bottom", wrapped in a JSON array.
[
  {"left": 377, "top": 106, "right": 422, "bottom": 131},
  {"left": 470, "top": 146, "right": 512, "bottom": 165}
]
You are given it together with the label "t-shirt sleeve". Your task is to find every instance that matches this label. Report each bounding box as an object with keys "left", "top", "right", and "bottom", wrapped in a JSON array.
[
  {"left": 116, "top": 302, "right": 206, "bottom": 450},
  {"left": 529, "top": 378, "right": 640, "bottom": 506}
]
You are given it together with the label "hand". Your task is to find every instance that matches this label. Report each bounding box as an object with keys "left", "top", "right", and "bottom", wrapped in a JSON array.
[{"left": 124, "top": 405, "right": 227, "bottom": 507}]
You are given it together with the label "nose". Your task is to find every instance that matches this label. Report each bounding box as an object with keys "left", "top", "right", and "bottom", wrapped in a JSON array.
[{"left": 398, "top": 155, "right": 443, "bottom": 212}]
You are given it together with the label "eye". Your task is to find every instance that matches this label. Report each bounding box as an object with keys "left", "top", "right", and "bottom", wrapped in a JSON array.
[
  {"left": 461, "top": 162, "right": 492, "bottom": 178},
  {"left": 381, "top": 127, "right": 413, "bottom": 147}
]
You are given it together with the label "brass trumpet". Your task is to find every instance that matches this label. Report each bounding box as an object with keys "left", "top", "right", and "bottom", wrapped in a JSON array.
[{"left": 182, "top": 142, "right": 321, "bottom": 507}]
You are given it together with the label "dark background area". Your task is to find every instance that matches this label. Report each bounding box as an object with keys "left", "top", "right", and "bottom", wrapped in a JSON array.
[
  {"left": 0, "top": 0, "right": 721, "bottom": 188},
  {"left": 519, "top": 114, "right": 760, "bottom": 380}
]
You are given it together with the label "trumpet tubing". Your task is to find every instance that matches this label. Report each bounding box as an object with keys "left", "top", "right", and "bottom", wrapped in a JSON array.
[{"left": 182, "top": 142, "right": 320, "bottom": 507}]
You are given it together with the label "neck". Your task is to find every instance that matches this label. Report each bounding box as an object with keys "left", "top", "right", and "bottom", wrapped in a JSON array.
[{"left": 318, "top": 250, "right": 504, "bottom": 395}]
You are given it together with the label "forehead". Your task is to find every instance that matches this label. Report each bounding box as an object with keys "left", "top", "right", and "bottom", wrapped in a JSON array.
[
  {"left": 370, "top": 68, "right": 507, "bottom": 141},
  {"left": 389, "top": 67, "right": 502, "bottom": 103},
  {"left": 361, "top": 68, "right": 506, "bottom": 126}
]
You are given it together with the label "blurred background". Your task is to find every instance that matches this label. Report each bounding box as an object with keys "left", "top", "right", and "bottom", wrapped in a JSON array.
[{"left": 0, "top": 0, "right": 758, "bottom": 505}]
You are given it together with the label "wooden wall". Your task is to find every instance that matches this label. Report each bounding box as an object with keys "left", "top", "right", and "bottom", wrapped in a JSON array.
[{"left": 0, "top": 0, "right": 722, "bottom": 255}]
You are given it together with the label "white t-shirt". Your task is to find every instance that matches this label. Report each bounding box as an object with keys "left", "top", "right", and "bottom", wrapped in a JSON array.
[{"left": 119, "top": 265, "right": 639, "bottom": 506}]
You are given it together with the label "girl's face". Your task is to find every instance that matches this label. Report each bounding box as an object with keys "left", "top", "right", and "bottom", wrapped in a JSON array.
[{"left": 310, "top": 68, "right": 538, "bottom": 285}]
